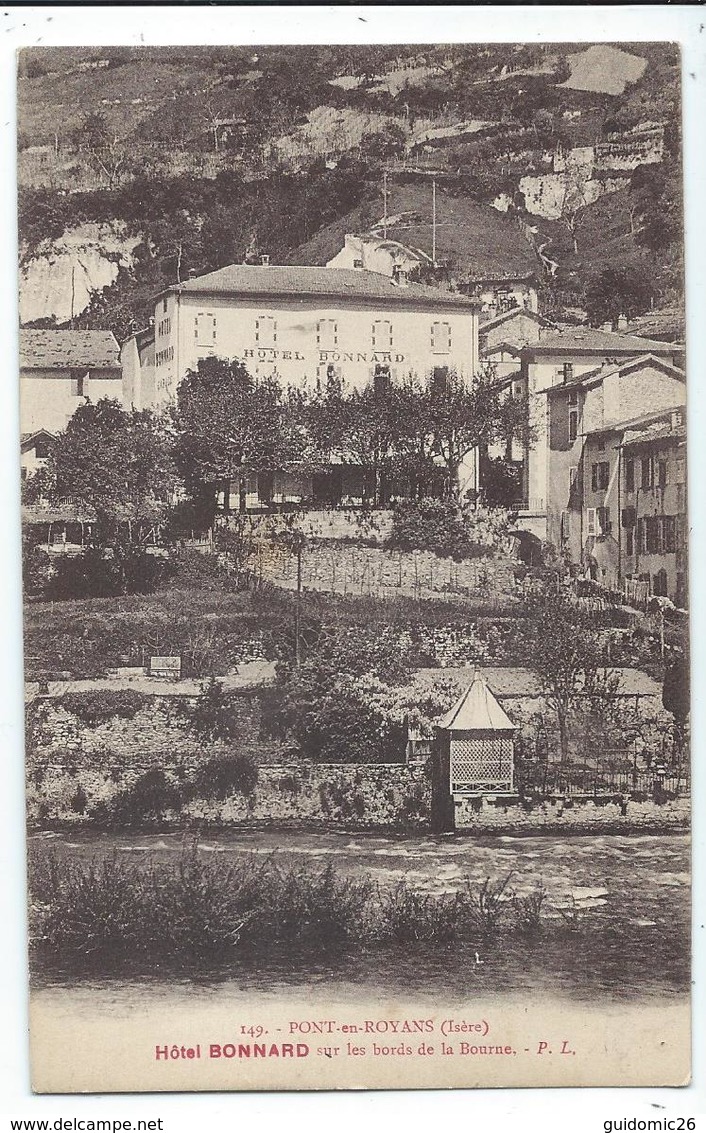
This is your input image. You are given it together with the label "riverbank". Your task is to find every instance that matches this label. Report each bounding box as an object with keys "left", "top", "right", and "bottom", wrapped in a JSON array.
[{"left": 28, "top": 829, "right": 690, "bottom": 991}]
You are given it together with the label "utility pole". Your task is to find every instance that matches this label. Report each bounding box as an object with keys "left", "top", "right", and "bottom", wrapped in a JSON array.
[{"left": 432, "top": 178, "right": 437, "bottom": 267}]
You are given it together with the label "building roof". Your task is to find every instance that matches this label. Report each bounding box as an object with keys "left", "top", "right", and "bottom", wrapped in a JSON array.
[
  {"left": 480, "top": 307, "right": 553, "bottom": 334},
  {"left": 584, "top": 404, "right": 686, "bottom": 441},
  {"left": 416, "top": 666, "right": 662, "bottom": 699},
  {"left": 19, "top": 330, "right": 121, "bottom": 370},
  {"left": 545, "top": 355, "right": 686, "bottom": 400},
  {"left": 166, "top": 264, "right": 478, "bottom": 310},
  {"left": 527, "top": 327, "right": 679, "bottom": 358},
  {"left": 20, "top": 429, "right": 56, "bottom": 452},
  {"left": 436, "top": 670, "right": 515, "bottom": 732}
]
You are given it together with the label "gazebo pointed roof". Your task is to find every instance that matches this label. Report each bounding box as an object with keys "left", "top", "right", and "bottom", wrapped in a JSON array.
[{"left": 437, "top": 670, "right": 515, "bottom": 732}]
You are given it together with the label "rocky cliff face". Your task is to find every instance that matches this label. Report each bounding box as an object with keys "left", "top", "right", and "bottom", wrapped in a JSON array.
[{"left": 19, "top": 222, "right": 140, "bottom": 325}]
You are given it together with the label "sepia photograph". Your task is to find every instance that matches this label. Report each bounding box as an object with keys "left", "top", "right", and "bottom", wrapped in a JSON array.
[{"left": 16, "top": 32, "right": 692, "bottom": 1094}]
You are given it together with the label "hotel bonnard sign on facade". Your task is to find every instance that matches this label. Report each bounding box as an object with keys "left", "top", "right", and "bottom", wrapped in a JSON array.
[
  {"left": 242, "top": 348, "right": 409, "bottom": 363},
  {"left": 19, "top": 40, "right": 691, "bottom": 1095}
]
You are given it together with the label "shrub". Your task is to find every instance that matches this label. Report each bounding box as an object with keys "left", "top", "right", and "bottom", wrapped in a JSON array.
[
  {"left": 58, "top": 689, "right": 147, "bottom": 726},
  {"left": 110, "top": 769, "right": 183, "bottom": 826},
  {"left": 191, "top": 754, "right": 258, "bottom": 801},
  {"left": 190, "top": 678, "right": 243, "bottom": 743},
  {"left": 386, "top": 501, "right": 493, "bottom": 560}
]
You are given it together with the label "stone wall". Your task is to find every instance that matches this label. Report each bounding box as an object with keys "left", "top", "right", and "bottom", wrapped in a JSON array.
[
  {"left": 26, "top": 694, "right": 688, "bottom": 833},
  {"left": 454, "top": 792, "right": 689, "bottom": 833}
]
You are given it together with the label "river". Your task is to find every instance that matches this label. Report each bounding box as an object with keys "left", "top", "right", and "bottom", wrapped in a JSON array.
[{"left": 28, "top": 829, "right": 690, "bottom": 1005}]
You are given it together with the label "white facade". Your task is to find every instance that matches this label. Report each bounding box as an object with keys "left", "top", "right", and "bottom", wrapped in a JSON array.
[
  {"left": 21, "top": 366, "right": 122, "bottom": 435},
  {"left": 19, "top": 329, "right": 122, "bottom": 435},
  {"left": 148, "top": 265, "right": 480, "bottom": 408}
]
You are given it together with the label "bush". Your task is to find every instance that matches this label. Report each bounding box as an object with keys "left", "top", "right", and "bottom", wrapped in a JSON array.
[
  {"left": 58, "top": 689, "right": 148, "bottom": 726},
  {"left": 386, "top": 501, "right": 492, "bottom": 560},
  {"left": 191, "top": 754, "right": 258, "bottom": 801},
  {"left": 110, "top": 769, "right": 183, "bottom": 826}
]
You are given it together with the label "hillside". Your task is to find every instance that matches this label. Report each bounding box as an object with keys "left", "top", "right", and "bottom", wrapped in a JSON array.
[
  {"left": 289, "top": 181, "right": 539, "bottom": 281},
  {"left": 17, "top": 42, "right": 683, "bottom": 336}
]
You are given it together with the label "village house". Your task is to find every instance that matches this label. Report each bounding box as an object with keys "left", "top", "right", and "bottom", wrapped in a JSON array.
[
  {"left": 20, "top": 328, "right": 122, "bottom": 436},
  {"left": 580, "top": 405, "right": 687, "bottom": 605},
  {"left": 533, "top": 348, "right": 686, "bottom": 602},
  {"left": 120, "top": 323, "right": 156, "bottom": 411},
  {"left": 326, "top": 232, "right": 539, "bottom": 321},
  {"left": 517, "top": 327, "right": 684, "bottom": 538}
]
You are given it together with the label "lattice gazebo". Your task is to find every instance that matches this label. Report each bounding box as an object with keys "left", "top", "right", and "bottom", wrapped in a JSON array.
[{"left": 431, "top": 670, "right": 515, "bottom": 831}]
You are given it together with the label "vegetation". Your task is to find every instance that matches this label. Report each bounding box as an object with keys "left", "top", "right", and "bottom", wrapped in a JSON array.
[
  {"left": 387, "top": 500, "right": 496, "bottom": 560},
  {"left": 28, "top": 846, "right": 567, "bottom": 967}
]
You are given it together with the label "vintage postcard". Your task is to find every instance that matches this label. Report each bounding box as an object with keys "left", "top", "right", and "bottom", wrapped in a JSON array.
[{"left": 18, "top": 40, "right": 690, "bottom": 1093}]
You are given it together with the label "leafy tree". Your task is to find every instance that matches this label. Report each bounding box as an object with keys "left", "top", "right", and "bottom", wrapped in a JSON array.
[
  {"left": 585, "top": 266, "right": 654, "bottom": 327},
  {"left": 339, "top": 383, "right": 399, "bottom": 507},
  {"left": 524, "top": 592, "right": 615, "bottom": 764},
  {"left": 50, "top": 399, "right": 177, "bottom": 544},
  {"left": 428, "top": 368, "right": 502, "bottom": 499},
  {"left": 389, "top": 378, "right": 442, "bottom": 500},
  {"left": 174, "top": 357, "right": 298, "bottom": 512}
]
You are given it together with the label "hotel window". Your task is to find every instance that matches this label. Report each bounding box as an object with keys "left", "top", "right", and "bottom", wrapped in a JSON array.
[
  {"left": 563, "top": 362, "right": 574, "bottom": 383},
  {"left": 431, "top": 321, "right": 452, "bottom": 354},
  {"left": 658, "top": 459, "right": 668, "bottom": 488},
  {"left": 665, "top": 516, "right": 677, "bottom": 553},
  {"left": 625, "top": 457, "right": 635, "bottom": 493},
  {"left": 372, "top": 319, "right": 393, "bottom": 350},
  {"left": 586, "top": 508, "right": 597, "bottom": 537},
  {"left": 568, "top": 391, "right": 578, "bottom": 443},
  {"left": 646, "top": 517, "right": 661, "bottom": 554},
  {"left": 560, "top": 510, "right": 569, "bottom": 544},
  {"left": 626, "top": 529, "right": 634, "bottom": 557},
  {"left": 641, "top": 455, "right": 655, "bottom": 489},
  {"left": 195, "top": 312, "right": 217, "bottom": 346},
  {"left": 373, "top": 363, "right": 391, "bottom": 396},
  {"left": 316, "top": 319, "right": 338, "bottom": 349},
  {"left": 597, "top": 506, "right": 611, "bottom": 535},
  {"left": 675, "top": 456, "right": 686, "bottom": 483},
  {"left": 71, "top": 373, "right": 86, "bottom": 397},
  {"left": 255, "top": 316, "right": 277, "bottom": 347},
  {"left": 431, "top": 366, "right": 449, "bottom": 396},
  {"left": 162, "top": 298, "right": 168, "bottom": 313}
]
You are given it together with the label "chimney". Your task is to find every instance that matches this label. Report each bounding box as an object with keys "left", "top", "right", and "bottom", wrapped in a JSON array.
[
  {"left": 600, "top": 321, "right": 612, "bottom": 333},
  {"left": 392, "top": 265, "right": 408, "bottom": 287},
  {"left": 148, "top": 317, "right": 155, "bottom": 328},
  {"left": 616, "top": 313, "right": 628, "bottom": 332},
  {"left": 260, "top": 254, "right": 270, "bottom": 267},
  {"left": 188, "top": 268, "right": 197, "bottom": 279},
  {"left": 353, "top": 258, "right": 364, "bottom": 270}
]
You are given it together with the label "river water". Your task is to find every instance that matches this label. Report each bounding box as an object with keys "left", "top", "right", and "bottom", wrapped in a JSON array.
[{"left": 29, "top": 829, "right": 690, "bottom": 1007}]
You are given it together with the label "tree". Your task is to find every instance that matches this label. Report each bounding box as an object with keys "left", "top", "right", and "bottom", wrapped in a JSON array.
[
  {"left": 585, "top": 266, "right": 654, "bottom": 327},
  {"left": 662, "top": 648, "right": 689, "bottom": 771},
  {"left": 557, "top": 161, "right": 591, "bottom": 254},
  {"left": 50, "top": 399, "right": 177, "bottom": 544},
  {"left": 524, "top": 592, "right": 613, "bottom": 764},
  {"left": 428, "top": 368, "right": 502, "bottom": 499},
  {"left": 339, "top": 383, "right": 399, "bottom": 507},
  {"left": 389, "top": 378, "right": 441, "bottom": 501},
  {"left": 73, "top": 112, "right": 128, "bottom": 190},
  {"left": 174, "top": 356, "right": 297, "bottom": 512}
]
